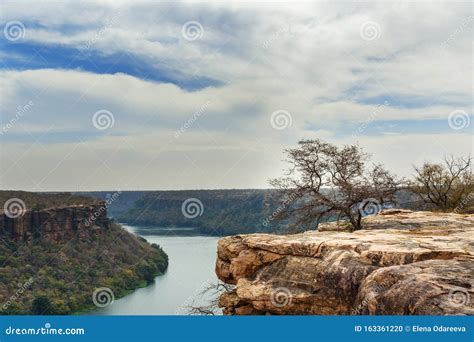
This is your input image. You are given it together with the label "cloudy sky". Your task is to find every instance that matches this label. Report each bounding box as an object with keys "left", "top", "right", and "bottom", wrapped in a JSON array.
[{"left": 0, "top": 0, "right": 472, "bottom": 191}]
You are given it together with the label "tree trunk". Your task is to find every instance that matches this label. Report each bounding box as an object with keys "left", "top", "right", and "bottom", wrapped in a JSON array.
[{"left": 348, "top": 214, "right": 362, "bottom": 232}]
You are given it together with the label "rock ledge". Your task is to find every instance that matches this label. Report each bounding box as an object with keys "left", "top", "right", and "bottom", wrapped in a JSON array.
[{"left": 215, "top": 210, "right": 474, "bottom": 315}]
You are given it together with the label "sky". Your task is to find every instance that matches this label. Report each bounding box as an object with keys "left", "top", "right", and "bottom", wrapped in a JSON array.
[{"left": 0, "top": 0, "right": 472, "bottom": 191}]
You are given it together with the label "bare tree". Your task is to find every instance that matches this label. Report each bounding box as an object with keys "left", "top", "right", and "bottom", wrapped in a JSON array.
[
  {"left": 269, "top": 139, "right": 401, "bottom": 232},
  {"left": 185, "top": 282, "right": 235, "bottom": 315},
  {"left": 411, "top": 156, "right": 473, "bottom": 211}
]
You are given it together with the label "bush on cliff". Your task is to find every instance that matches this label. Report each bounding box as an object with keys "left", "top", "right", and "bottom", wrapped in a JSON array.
[
  {"left": 411, "top": 156, "right": 473, "bottom": 212},
  {"left": 0, "top": 222, "right": 168, "bottom": 315}
]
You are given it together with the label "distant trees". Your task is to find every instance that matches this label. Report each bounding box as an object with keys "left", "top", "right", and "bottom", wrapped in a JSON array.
[
  {"left": 411, "top": 156, "right": 473, "bottom": 212},
  {"left": 270, "top": 139, "right": 401, "bottom": 232}
]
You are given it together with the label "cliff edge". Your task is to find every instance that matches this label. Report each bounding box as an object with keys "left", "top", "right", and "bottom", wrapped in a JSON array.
[
  {"left": 215, "top": 210, "right": 474, "bottom": 315},
  {"left": 0, "top": 191, "right": 168, "bottom": 315}
]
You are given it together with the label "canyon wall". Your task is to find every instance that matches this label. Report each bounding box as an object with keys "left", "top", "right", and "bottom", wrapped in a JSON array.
[
  {"left": 216, "top": 210, "right": 474, "bottom": 315},
  {"left": 0, "top": 203, "right": 109, "bottom": 242}
]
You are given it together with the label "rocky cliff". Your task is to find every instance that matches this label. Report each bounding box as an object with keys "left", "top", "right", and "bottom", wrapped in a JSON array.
[
  {"left": 0, "top": 203, "right": 109, "bottom": 242},
  {"left": 216, "top": 210, "right": 474, "bottom": 315},
  {"left": 0, "top": 192, "right": 168, "bottom": 315}
]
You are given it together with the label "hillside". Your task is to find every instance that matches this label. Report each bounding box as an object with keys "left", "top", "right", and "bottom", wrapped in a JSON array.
[
  {"left": 0, "top": 191, "right": 101, "bottom": 210},
  {"left": 0, "top": 191, "right": 168, "bottom": 315},
  {"left": 79, "top": 189, "right": 427, "bottom": 236},
  {"left": 115, "top": 190, "right": 292, "bottom": 236}
]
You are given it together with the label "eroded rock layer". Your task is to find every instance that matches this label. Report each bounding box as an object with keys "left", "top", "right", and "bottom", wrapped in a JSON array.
[
  {"left": 216, "top": 210, "right": 474, "bottom": 315},
  {"left": 0, "top": 203, "right": 109, "bottom": 242}
]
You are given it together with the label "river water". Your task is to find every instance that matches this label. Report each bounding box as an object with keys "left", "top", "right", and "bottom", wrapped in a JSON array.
[{"left": 95, "top": 225, "right": 220, "bottom": 315}]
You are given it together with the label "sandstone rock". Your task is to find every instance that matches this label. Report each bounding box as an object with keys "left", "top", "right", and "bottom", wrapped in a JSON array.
[
  {"left": 0, "top": 203, "right": 109, "bottom": 242},
  {"left": 215, "top": 210, "right": 474, "bottom": 315}
]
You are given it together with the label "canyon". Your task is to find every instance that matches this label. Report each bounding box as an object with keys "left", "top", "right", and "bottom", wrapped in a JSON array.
[
  {"left": 0, "top": 192, "right": 168, "bottom": 315},
  {"left": 216, "top": 210, "right": 474, "bottom": 315}
]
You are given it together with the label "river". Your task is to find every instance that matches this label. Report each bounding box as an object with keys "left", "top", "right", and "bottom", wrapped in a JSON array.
[{"left": 95, "top": 225, "right": 220, "bottom": 315}]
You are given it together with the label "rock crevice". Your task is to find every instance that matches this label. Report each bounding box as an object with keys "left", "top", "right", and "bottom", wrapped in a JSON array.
[
  {"left": 0, "top": 203, "right": 110, "bottom": 242},
  {"left": 215, "top": 210, "right": 474, "bottom": 315}
]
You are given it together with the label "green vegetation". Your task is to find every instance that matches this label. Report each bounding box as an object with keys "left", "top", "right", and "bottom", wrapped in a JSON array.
[
  {"left": 111, "top": 189, "right": 426, "bottom": 235},
  {"left": 0, "top": 191, "right": 101, "bottom": 211},
  {"left": 0, "top": 222, "right": 168, "bottom": 315},
  {"left": 116, "top": 190, "right": 293, "bottom": 236}
]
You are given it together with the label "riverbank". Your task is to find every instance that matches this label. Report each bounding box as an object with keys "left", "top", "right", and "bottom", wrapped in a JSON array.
[
  {"left": 0, "top": 221, "right": 168, "bottom": 315},
  {"left": 95, "top": 231, "right": 220, "bottom": 315}
]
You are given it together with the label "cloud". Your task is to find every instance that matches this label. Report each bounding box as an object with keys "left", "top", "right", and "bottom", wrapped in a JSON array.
[{"left": 0, "top": 0, "right": 472, "bottom": 190}]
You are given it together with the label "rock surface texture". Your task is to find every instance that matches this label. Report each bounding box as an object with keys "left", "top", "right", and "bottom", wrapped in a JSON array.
[
  {"left": 216, "top": 210, "right": 474, "bottom": 315},
  {"left": 0, "top": 203, "right": 109, "bottom": 242}
]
